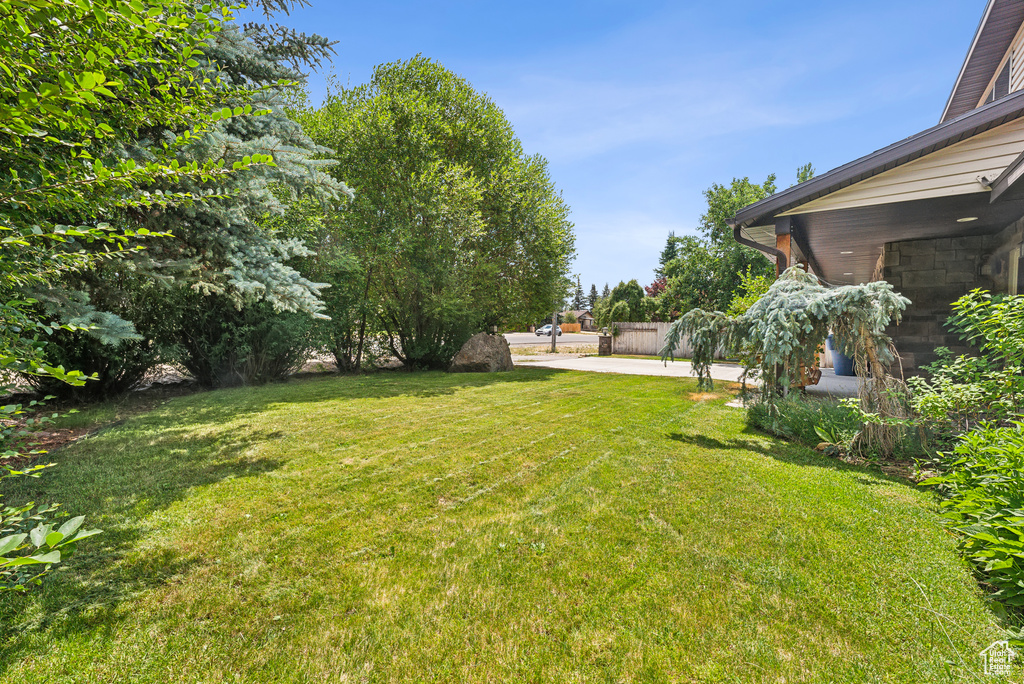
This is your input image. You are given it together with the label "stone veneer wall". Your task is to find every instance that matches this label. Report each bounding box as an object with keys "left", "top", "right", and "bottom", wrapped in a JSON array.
[{"left": 880, "top": 219, "right": 1023, "bottom": 372}]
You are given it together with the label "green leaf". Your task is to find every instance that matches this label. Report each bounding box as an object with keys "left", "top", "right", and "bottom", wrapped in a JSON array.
[
  {"left": 69, "top": 529, "right": 103, "bottom": 543},
  {"left": 0, "top": 534, "right": 27, "bottom": 556},
  {"left": 30, "top": 551, "right": 61, "bottom": 565},
  {"left": 29, "top": 524, "right": 52, "bottom": 548},
  {"left": 2, "top": 557, "right": 46, "bottom": 568}
]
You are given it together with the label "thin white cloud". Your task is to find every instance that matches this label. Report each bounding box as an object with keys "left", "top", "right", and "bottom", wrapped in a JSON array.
[
  {"left": 498, "top": 72, "right": 850, "bottom": 163},
  {"left": 479, "top": 4, "right": 934, "bottom": 165}
]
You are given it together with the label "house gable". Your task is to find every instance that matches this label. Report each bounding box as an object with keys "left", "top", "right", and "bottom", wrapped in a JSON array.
[{"left": 943, "top": 0, "right": 1024, "bottom": 122}]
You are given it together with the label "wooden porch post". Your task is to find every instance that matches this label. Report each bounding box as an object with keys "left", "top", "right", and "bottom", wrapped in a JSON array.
[{"left": 774, "top": 217, "right": 792, "bottom": 277}]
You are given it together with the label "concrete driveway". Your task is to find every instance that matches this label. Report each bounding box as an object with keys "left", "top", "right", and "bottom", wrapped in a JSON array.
[
  {"left": 514, "top": 355, "right": 745, "bottom": 382},
  {"left": 505, "top": 332, "right": 598, "bottom": 347},
  {"left": 513, "top": 354, "right": 859, "bottom": 397}
]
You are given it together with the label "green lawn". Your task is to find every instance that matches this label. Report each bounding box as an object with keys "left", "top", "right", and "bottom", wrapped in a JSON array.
[{"left": 0, "top": 369, "right": 1011, "bottom": 682}]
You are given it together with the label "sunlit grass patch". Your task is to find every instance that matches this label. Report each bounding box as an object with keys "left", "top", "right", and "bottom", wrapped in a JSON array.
[{"left": 0, "top": 368, "right": 1009, "bottom": 683}]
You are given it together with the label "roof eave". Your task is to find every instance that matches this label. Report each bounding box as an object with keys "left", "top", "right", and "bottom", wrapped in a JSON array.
[{"left": 731, "top": 88, "right": 1024, "bottom": 228}]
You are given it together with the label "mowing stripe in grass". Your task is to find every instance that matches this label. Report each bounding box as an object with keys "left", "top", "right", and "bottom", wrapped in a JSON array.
[{"left": 0, "top": 369, "right": 1013, "bottom": 683}]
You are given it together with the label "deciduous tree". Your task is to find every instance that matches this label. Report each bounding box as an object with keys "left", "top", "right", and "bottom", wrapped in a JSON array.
[{"left": 300, "top": 57, "right": 575, "bottom": 369}]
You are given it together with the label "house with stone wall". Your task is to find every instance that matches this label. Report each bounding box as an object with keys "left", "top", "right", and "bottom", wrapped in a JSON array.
[{"left": 729, "top": 0, "right": 1024, "bottom": 372}]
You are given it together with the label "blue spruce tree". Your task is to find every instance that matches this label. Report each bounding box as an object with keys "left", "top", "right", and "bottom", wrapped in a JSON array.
[{"left": 36, "top": 2, "right": 348, "bottom": 394}]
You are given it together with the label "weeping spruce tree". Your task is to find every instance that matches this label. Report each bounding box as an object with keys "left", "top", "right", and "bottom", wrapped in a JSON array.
[
  {"left": 662, "top": 267, "right": 912, "bottom": 455},
  {"left": 33, "top": 1, "right": 347, "bottom": 394}
]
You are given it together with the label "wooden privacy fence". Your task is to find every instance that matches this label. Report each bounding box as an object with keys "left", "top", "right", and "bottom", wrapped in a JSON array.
[
  {"left": 610, "top": 322, "right": 707, "bottom": 358},
  {"left": 610, "top": 321, "right": 835, "bottom": 368},
  {"left": 560, "top": 323, "right": 582, "bottom": 333}
]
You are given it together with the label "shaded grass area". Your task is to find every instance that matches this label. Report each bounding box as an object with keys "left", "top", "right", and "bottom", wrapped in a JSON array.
[{"left": 0, "top": 369, "right": 1011, "bottom": 682}]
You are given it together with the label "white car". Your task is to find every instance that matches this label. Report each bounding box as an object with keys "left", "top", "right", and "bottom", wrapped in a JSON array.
[{"left": 535, "top": 324, "right": 562, "bottom": 336}]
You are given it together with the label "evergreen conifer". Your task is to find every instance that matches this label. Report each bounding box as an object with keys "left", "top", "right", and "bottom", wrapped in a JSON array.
[{"left": 38, "top": 2, "right": 347, "bottom": 393}]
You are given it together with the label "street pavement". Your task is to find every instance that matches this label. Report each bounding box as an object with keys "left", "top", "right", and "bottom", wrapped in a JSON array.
[
  {"left": 512, "top": 354, "right": 859, "bottom": 397},
  {"left": 504, "top": 332, "right": 598, "bottom": 347}
]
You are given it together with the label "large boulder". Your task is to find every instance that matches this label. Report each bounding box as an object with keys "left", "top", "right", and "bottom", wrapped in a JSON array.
[{"left": 448, "top": 333, "right": 514, "bottom": 373}]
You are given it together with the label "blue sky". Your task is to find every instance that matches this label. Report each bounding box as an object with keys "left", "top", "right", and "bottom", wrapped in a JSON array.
[{"left": 248, "top": 0, "right": 984, "bottom": 294}]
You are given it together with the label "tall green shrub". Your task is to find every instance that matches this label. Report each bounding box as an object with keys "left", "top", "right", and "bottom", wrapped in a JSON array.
[
  {"left": 921, "top": 423, "right": 1024, "bottom": 610},
  {"left": 915, "top": 290, "right": 1024, "bottom": 613},
  {"left": 594, "top": 279, "right": 651, "bottom": 327},
  {"left": 909, "top": 291, "right": 1024, "bottom": 439},
  {"left": 174, "top": 296, "right": 316, "bottom": 388},
  {"left": 298, "top": 57, "right": 575, "bottom": 370},
  {"left": 2, "top": 0, "right": 253, "bottom": 390},
  {"left": 1, "top": 0, "right": 246, "bottom": 588}
]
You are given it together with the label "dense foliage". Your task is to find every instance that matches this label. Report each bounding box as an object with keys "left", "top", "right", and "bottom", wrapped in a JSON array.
[
  {"left": 922, "top": 424, "right": 1024, "bottom": 611},
  {"left": 910, "top": 291, "right": 1024, "bottom": 615},
  {"left": 909, "top": 290, "right": 1024, "bottom": 438},
  {"left": 298, "top": 57, "right": 575, "bottom": 369},
  {"left": 652, "top": 235, "right": 721, "bottom": 319},
  {"left": 725, "top": 267, "right": 773, "bottom": 318},
  {"left": 592, "top": 279, "right": 651, "bottom": 328},
  {"left": 651, "top": 176, "right": 777, "bottom": 320},
  {"left": 2, "top": 0, "right": 254, "bottom": 390},
  {"left": 15, "top": 0, "right": 346, "bottom": 393},
  {"left": 662, "top": 267, "right": 911, "bottom": 454},
  {"left": 1, "top": 0, "right": 270, "bottom": 585}
]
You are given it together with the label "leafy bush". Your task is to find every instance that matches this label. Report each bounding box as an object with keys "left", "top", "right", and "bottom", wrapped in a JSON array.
[
  {"left": 175, "top": 297, "right": 317, "bottom": 388},
  {"left": 1, "top": 402, "right": 101, "bottom": 592},
  {"left": 948, "top": 289, "right": 1024, "bottom": 366},
  {"left": 908, "top": 291, "right": 1024, "bottom": 442},
  {"left": 726, "top": 266, "right": 772, "bottom": 318},
  {"left": 748, "top": 396, "right": 860, "bottom": 448},
  {"left": 25, "top": 333, "right": 161, "bottom": 401},
  {"left": 909, "top": 348, "right": 1024, "bottom": 440},
  {"left": 920, "top": 423, "right": 1024, "bottom": 611},
  {"left": 22, "top": 265, "right": 190, "bottom": 400}
]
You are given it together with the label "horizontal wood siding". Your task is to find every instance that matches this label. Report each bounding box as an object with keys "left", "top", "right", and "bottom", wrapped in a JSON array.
[
  {"left": 781, "top": 117, "right": 1024, "bottom": 216},
  {"left": 1012, "top": 29, "right": 1024, "bottom": 93}
]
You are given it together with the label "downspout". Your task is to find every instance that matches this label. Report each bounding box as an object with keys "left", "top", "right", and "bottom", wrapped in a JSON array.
[{"left": 730, "top": 221, "right": 788, "bottom": 271}]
